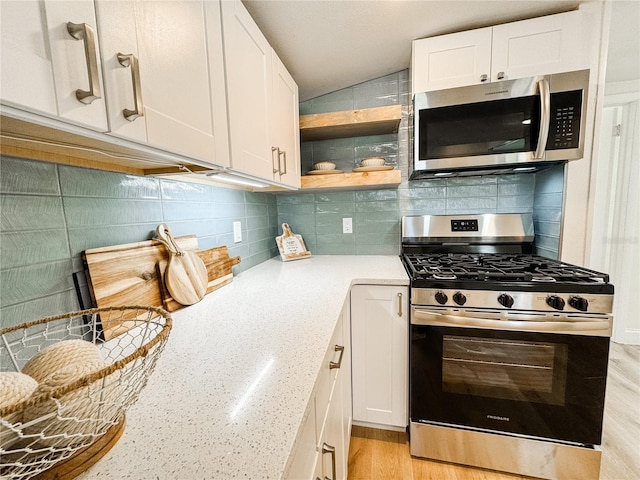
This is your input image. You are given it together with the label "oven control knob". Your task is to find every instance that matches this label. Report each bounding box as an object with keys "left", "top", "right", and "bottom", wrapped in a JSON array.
[
  {"left": 546, "top": 295, "right": 565, "bottom": 310},
  {"left": 497, "top": 293, "right": 514, "bottom": 308},
  {"left": 569, "top": 296, "right": 589, "bottom": 312},
  {"left": 434, "top": 291, "right": 448, "bottom": 305},
  {"left": 453, "top": 292, "right": 467, "bottom": 306}
]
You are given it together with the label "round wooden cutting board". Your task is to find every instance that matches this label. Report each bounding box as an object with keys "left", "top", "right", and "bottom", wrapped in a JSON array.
[{"left": 155, "top": 224, "right": 208, "bottom": 306}]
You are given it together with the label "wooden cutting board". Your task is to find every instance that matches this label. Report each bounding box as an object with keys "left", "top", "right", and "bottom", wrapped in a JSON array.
[
  {"left": 157, "top": 246, "right": 241, "bottom": 312},
  {"left": 83, "top": 235, "right": 199, "bottom": 339},
  {"left": 154, "top": 224, "right": 208, "bottom": 306}
]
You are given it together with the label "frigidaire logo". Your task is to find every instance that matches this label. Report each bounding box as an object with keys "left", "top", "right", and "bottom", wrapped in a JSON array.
[{"left": 487, "top": 414, "right": 510, "bottom": 422}]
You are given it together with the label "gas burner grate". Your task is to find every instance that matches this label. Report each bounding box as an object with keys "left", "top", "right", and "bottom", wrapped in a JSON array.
[{"left": 403, "top": 253, "right": 610, "bottom": 285}]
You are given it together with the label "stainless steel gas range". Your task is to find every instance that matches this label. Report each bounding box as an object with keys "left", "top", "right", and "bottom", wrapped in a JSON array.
[{"left": 401, "top": 213, "right": 614, "bottom": 480}]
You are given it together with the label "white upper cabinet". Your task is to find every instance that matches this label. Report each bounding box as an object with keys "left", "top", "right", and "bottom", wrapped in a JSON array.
[
  {"left": 412, "top": 10, "right": 585, "bottom": 94},
  {"left": 412, "top": 27, "right": 492, "bottom": 93},
  {"left": 1, "top": 0, "right": 108, "bottom": 131},
  {"left": 491, "top": 11, "right": 583, "bottom": 82},
  {"left": 221, "top": 0, "right": 274, "bottom": 179},
  {"left": 95, "top": 0, "right": 228, "bottom": 166},
  {"left": 271, "top": 55, "right": 301, "bottom": 188},
  {"left": 221, "top": 0, "right": 300, "bottom": 188}
]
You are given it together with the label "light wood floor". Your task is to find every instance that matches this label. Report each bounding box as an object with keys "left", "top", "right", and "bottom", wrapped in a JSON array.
[{"left": 348, "top": 342, "right": 640, "bottom": 480}]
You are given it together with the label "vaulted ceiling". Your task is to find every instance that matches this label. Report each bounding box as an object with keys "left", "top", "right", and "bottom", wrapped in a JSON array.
[{"left": 242, "top": 0, "right": 640, "bottom": 101}]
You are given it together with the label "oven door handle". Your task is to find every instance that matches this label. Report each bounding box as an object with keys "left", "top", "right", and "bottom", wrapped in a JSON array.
[{"left": 412, "top": 309, "right": 612, "bottom": 336}]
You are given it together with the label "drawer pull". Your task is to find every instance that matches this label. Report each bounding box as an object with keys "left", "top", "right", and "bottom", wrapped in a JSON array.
[
  {"left": 66, "top": 22, "right": 101, "bottom": 104},
  {"left": 321, "top": 442, "right": 336, "bottom": 480},
  {"left": 329, "top": 345, "right": 344, "bottom": 370}
]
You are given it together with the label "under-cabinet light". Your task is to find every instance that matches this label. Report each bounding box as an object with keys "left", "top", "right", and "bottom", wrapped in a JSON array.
[{"left": 205, "top": 172, "right": 269, "bottom": 188}]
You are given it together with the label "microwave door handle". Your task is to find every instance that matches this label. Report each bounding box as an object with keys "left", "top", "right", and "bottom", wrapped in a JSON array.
[
  {"left": 534, "top": 78, "right": 551, "bottom": 159},
  {"left": 412, "top": 308, "right": 611, "bottom": 335}
]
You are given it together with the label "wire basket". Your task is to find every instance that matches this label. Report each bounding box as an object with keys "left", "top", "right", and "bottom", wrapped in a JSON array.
[{"left": 0, "top": 306, "right": 172, "bottom": 480}]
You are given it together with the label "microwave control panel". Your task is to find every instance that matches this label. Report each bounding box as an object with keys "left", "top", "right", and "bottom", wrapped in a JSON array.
[{"left": 548, "top": 90, "right": 582, "bottom": 150}]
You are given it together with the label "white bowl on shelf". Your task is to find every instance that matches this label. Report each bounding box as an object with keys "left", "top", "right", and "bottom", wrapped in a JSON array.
[
  {"left": 313, "top": 161, "right": 336, "bottom": 171},
  {"left": 361, "top": 157, "right": 385, "bottom": 167}
]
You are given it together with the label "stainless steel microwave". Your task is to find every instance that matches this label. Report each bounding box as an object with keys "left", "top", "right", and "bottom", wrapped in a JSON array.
[{"left": 411, "top": 69, "right": 590, "bottom": 179}]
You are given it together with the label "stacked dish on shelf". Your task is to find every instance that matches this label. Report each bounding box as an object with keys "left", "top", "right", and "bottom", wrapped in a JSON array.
[
  {"left": 305, "top": 158, "right": 393, "bottom": 175},
  {"left": 306, "top": 161, "right": 343, "bottom": 175},
  {"left": 353, "top": 157, "right": 394, "bottom": 172}
]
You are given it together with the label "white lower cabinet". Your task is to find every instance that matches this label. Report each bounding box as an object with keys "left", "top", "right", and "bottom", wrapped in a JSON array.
[
  {"left": 351, "top": 284, "right": 408, "bottom": 429},
  {"left": 286, "top": 300, "right": 351, "bottom": 480}
]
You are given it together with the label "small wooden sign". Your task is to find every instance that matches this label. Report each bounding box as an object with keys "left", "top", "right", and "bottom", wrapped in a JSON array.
[{"left": 276, "top": 223, "right": 312, "bottom": 262}]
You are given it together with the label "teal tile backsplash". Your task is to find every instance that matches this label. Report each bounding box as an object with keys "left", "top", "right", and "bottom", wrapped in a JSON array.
[
  {"left": 0, "top": 69, "right": 564, "bottom": 329},
  {"left": 0, "top": 155, "right": 278, "bottom": 328}
]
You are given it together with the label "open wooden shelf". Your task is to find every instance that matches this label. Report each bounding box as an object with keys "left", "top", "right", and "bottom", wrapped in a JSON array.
[
  {"left": 300, "top": 169, "right": 401, "bottom": 191},
  {"left": 299, "top": 105, "right": 402, "bottom": 141}
]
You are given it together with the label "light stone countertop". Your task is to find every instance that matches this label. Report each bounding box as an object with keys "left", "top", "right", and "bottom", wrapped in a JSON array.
[{"left": 78, "top": 255, "right": 408, "bottom": 479}]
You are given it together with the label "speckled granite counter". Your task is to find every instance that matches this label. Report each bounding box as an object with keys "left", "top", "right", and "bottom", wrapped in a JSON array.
[{"left": 78, "top": 255, "right": 408, "bottom": 479}]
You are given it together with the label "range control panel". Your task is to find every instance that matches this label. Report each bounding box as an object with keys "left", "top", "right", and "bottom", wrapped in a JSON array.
[{"left": 451, "top": 219, "right": 479, "bottom": 232}]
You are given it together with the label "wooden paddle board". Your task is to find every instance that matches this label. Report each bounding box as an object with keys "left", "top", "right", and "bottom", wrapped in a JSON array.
[{"left": 154, "top": 224, "right": 208, "bottom": 306}]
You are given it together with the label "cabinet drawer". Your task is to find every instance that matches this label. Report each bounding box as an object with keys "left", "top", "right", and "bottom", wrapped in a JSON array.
[{"left": 314, "top": 323, "right": 345, "bottom": 441}]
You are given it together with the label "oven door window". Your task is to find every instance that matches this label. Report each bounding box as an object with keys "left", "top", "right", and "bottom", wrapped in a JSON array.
[
  {"left": 442, "top": 335, "right": 567, "bottom": 405},
  {"left": 418, "top": 96, "right": 540, "bottom": 160},
  {"left": 410, "top": 325, "right": 610, "bottom": 445}
]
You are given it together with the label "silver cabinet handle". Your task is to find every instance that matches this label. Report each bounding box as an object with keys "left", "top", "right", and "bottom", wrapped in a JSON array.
[
  {"left": 321, "top": 443, "right": 336, "bottom": 480},
  {"left": 66, "top": 22, "right": 101, "bottom": 104},
  {"left": 534, "top": 78, "right": 551, "bottom": 159},
  {"left": 497, "top": 71, "right": 505, "bottom": 80},
  {"left": 271, "top": 147, "right": 280, "bottom": 174},
  {"left": 397, "top": 292, "right": 403, "bottom": 317},
  {"left": 480, "top": 74, "right": 488, "bottom": 82},
  {"left": 117, "top": 53, "right": 143, "bottom": 121},
  {"left": 329, "top": 345, "right": 344, "bottom": 370},
  {"left": 279, "top": 149, "right": 287, "bottom": 175}
]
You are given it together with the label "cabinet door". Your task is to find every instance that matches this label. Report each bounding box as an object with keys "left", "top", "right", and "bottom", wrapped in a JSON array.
[
  {"left": 491, "top": 11, "right": 584, "bottom": 82},
  {"left": 94, "top": 0, "right": 147, "bottom": 143},
  {"left": 351, "top": 285, "right": 408, "bottom": 428},
  {"left": 44, "top": 0, "right": 108, "bottom": 131},
  {"left": 285, "top": 405, "right": 319, "bottom": 480},
  {"left": 271, "top": 54, "right": 301, "bottom": 188},
  {"left": 321, "top": 376, "right": 346, "bottom": 480},
  {"left": 1, "top": 0, "right": 58, "bottom": 117},
  {"left": 221, "top": 0, "right": 274, "bottom": 179},
  {"left": 411, "top": 27, "right": 492, "bottom": 93},
  {"left": 1, "top": 0, "right": 108, "bottom": 131},
  {"left": 133, "top": 0, "right": 218, "bottom": 163}
]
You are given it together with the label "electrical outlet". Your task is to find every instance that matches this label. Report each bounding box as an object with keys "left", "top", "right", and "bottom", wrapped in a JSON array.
[
  {"left": 233, "top": 221, "right": 242, "bottom": 243},
  {"left": 343, "top": 217, "right": 353, "bottom": 234}
]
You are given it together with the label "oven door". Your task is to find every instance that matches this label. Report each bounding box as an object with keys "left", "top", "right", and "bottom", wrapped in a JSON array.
[{"left": 410, "top": 307, "right": 611, "bottom": 446}]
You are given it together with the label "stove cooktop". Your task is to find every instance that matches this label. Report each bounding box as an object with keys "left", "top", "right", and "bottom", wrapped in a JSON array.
[{"left": 402, "top": 253, "right": 614, "bottom": 294}]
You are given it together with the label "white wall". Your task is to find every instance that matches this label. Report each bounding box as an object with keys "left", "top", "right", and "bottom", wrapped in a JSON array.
[{"left": 590, "top": 83, "right": 640, "bottom": 344}]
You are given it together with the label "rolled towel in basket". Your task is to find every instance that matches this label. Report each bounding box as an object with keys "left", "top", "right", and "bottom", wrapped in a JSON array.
[
  {"left": 0, "top": 372, "right": 38, "bottom": 449},
  {"left": 23, "top": 358, "right": 122, "bottom": 448},
  {"left": 22, "top": 339, "right": 103, "bottom": 382}
]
